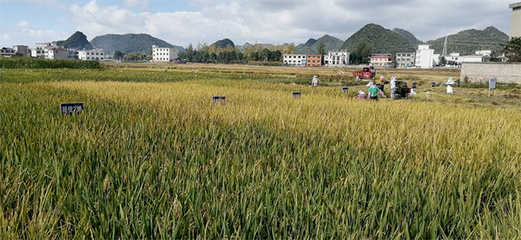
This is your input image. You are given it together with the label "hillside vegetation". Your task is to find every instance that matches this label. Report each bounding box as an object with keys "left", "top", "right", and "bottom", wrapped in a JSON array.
[
  {"left": 392, "top": 28, "right": 424, "bottom": 46},
  {"left": 425, "top": 26, "right": 509, "bottom": 55},
  {"left": 90, "top": 33, "right": 184, "bottom": 55},
  {"left": 295, "top": 35, "right": 344, "bottom": 54},
  {"left": 342, "top": 23, "right": 415, "bottom": 55},
  {"left": 56, "top": 31, "right": 94, "bottom": 50}
]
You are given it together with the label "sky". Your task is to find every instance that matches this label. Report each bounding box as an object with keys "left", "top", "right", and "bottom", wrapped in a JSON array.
[{"left": 0, "top": 0, "right": 516, "bottom": 49}]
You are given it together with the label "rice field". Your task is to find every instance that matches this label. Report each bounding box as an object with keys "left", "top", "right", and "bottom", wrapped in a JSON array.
[{"left": 1, "top": 66, "right": 521, "bottom": 239}]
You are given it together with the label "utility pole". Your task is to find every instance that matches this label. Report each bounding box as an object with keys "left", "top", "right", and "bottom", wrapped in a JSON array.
[{"left": 442, "top": 36, "right": 448, "bottom": 57}]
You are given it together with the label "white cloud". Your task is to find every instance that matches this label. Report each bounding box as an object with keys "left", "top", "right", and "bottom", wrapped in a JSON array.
[
  {"left": 17, "top": 20, "right": 32, "bottom": 29},
  {"left": 3, "top": 0, "right": 511, "bottom": 48},
  {"left": 123, "top": 0, "right": 150, "bottom": 11},
  {"left": 5, "top": 20, "right": 70, "bottom": 46}
]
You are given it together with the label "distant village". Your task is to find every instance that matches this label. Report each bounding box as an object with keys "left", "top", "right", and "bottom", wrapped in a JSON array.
[
  {"left": 283, "top": 45, "right": 499, "bottom": 69},
  {"left": 0, "top": 39, "right": 500, "bottom": 69}
]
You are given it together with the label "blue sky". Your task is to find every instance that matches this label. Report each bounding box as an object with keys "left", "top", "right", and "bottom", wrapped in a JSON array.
[{"left": 0, "top": 0, "right": 516, "bottom": 49}]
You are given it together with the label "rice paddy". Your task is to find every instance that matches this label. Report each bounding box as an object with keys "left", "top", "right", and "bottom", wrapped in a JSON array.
[{"left": 1, "top": 65, "right": 521, "bottom": 238}]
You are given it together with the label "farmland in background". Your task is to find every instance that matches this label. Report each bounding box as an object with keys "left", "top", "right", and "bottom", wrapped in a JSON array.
[{"left": 1, "top": 63, "right": 521, "bottom": 238}]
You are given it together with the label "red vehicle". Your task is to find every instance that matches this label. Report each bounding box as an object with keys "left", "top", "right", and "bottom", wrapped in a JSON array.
[{"left": 352, "top": 66, "right": 376, "bottom": 79}]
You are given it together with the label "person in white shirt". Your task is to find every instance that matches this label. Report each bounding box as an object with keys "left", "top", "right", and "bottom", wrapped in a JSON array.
[{"left": 390, "top": 76, "right": 397, "bottom": 100}]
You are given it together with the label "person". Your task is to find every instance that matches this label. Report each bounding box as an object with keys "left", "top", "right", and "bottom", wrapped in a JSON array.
[
  {"left": 311, "top": 75, "right": 319, "bottom": 87},
  {"left": 390, "top": 76, "right": 397, "bottom": 100},
  {"left": 367, "top": 82, "right": 381, "bottom": 100},
  {"left": 356, "top": 90, "right": 367, "bottom": 100}
]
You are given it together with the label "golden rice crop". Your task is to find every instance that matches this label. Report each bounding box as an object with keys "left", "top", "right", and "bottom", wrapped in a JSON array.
[{"left": 1, "top": 69, "right": 521, "bottom": 239}]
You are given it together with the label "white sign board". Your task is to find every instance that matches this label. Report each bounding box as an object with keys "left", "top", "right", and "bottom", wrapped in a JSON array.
[{"left": 489, "top": 78, "right": 497, "bottom": 90}]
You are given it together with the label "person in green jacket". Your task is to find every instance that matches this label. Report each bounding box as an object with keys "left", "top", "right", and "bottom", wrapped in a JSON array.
[{"left": 366, "top": 82, "right": 382, "bottom": 100}]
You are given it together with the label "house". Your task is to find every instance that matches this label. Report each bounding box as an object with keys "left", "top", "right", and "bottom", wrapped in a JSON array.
[
  {"left": 445, "top": 52, "right": 488, "bottom": 65},
  {"left": 47, "top": 48, "right": 69, "bottom": 60},
  {"left": 369, "top": 54, "right": 393, "bottom": 68},
  {"left": 395, "top": 52, "right": 415, "bottom": 68},
  {"left": 30, "top": 43, "right": 52, "bottom": 58},
  {"left": 475, "top": 50, "right": 492, "bottom": 56},
  {"left": 152, "top": 45, "right": 179, "bottom": 62},
  {"left": 13, "top": 45, "right": 29, "bottom": 56},
  {"left": 415, "top": 45, "right": 439, "bottom": 68},
  {"left": 306, "top": 54, "right": 322, "bottom": 66},
  {"left": 78, "top": 49, "right": 106, "bottom": 61},
  {"left": 445, "top": 53, "right": 460, "bottom": 65},
  {"left": 324, "top": 50, "right": 350, "bottom": 67},
  {"left": 0, "top": 47, "right": 15, "bottom": 57},
  {"left": 460, "top": 54, "right": 486, "bottom": 63},
  {"left": 283, "top": 54, "right": 307, "bottom": 66}
]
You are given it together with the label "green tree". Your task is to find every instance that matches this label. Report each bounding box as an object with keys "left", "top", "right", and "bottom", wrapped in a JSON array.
[
  {"left": 489, "top": 50, "right": 503, "bottom": 62},
  {"left": 270, "top": 50, "right": 282, "bottom": 62},
  {"left": 283, "top": 44, "right": 295, "bottom": 54},
  {"left": 317, "top": 42, "right": 326, "bottom": 64},
  {"left": 114, "top": 51, "right": 124, "bottom": 60},
  {"left": 185, "top": 44, "right": 195, "bottom": 62},
  {"left": 350, "top": 41, "right": 372, "bottom": 64},
  {"left": 317, "top": 42, "right": 326, "bottom": 56},
  {"left": 439, "top": 56, "right": 447, "bottom": 66},
  {"left": 502, "top": 37, "right": 521, "bottom": 62}
]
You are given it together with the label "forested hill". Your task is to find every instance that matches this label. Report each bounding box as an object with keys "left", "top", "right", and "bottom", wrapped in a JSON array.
[
  {"left": 342, "top": 23, "right": 415, "bottom": 56},
  {"left": 295, "top": 35, "right": 344, "bottom": 54},
  {"left": 392, "top": 28, "right": 424, "bottom": 47},
  {"left": 57, "top": 31, "right": 94, "bottom": 50},
  {"left": 425, "top": 26, "right": 509, "bottom": 55},
  {"left": 90, "top": 33, "right": 184, "bottom": 55}
]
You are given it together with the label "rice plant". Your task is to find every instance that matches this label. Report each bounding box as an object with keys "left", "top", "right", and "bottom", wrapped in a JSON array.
[{"left": 1, "top": 68, "right": 520, "bottom": 239}]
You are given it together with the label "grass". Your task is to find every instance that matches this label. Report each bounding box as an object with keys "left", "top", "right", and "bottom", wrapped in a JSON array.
[{"left": 1, "top": 65, "right": 521, "bottom": 238}]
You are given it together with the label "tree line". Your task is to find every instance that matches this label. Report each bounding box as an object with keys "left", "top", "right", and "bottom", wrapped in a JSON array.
[
  {"left": 178, "top": 43, "right": 295, "bottom": 64},
  {"left": 110, "top": 37, "right": 521, "bottom": 64}
]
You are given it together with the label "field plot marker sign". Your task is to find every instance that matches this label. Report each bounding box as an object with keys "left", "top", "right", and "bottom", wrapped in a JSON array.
[
  {"left": 342, "top": 87, "right": 349, "bottom": 93},
  {"left": 60, "top": 103, "right": 83, "bottom": 115},
  {"left": 292, "top": 92, "right": 301, "bottom": 98},
  {"left": 212, "top": 96, "right": 226, "bottom": 105},
  {"left": 489, "top": 78, "right": 497, "bottom": 97}
]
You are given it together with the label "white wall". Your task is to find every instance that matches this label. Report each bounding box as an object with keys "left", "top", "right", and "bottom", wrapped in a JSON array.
[
  {"left": 415, "top": 45, "right": 436, "bottom": 68},
  {"left": 460, "top": 62, "right": 521, "bottom": 84}
]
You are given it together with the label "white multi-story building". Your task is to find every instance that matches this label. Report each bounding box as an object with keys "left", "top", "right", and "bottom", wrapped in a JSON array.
[
  {"left": 324, "top": 50, "right": 350, "bottom": 67},
  {"left": 152, "top": 45, "right": 179, "bottom": 62},
  {"left": 30, "top": 43, "right": 53, "bottom": 58},
  {"left": 283, "top": 54, "right": 307, "bottom": 66},
  {"left": 395, "top": 52, "right": 415, "bottom": 68},
  {"left": 78, "top": 49, "right": 105, "bottom": 61},
  {"left": 1, "top": 47, "right": 15, "bottom": 57},
  {"left": 415, "top": 45, "right": 439, "bottom": 68},
  {"left": 445, "top": 53, "right": 460, "bottom": 65}
]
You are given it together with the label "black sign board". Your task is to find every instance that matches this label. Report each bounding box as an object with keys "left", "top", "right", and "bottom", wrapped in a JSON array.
[
  {"left": 60, "top": 103, "right": 83, "bottom": 115},
  {"left": 342, "top": 87, "right": 349, "bottom": 93},
  {"left": 212, "top": 96, "right": 226, "bottom": 104},
  {"left": 292, "top": 92, "right": 301, "bottom": 98}
]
